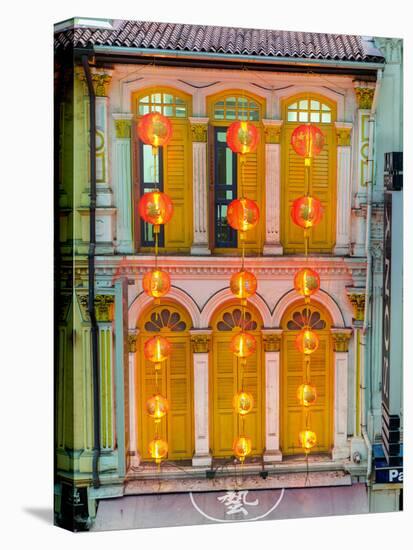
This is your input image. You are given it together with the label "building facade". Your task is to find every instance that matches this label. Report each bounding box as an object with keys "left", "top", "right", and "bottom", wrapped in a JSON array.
[{"left": 54, "top": 19, "right": 403, "bottom": 529}]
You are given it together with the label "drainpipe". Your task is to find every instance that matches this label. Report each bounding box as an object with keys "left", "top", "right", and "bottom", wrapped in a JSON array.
[
  {"left": 361, "top": 68, "right": 383, "bottom": 481},
  {"left": 82, "top": 55, "right": 101, "bottom": 489}
]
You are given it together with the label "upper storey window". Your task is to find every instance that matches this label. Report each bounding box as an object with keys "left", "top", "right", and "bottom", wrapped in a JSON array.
[
  {"left": 138, "top": 92, "right": 188, "bottom": 118},
  {"left": 213, "top": 96, "right": 261, "bottom": 121},
  {"left": 287, "top": 99, "right": 332, "bottom": 124}
]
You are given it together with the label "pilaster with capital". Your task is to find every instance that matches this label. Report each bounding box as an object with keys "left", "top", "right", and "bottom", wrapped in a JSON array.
[
  {"left": 331, "top": 328, "right": 352, "bottom": 460},
  {"left": 334, "top": 122, "right": 353, "bottom": 255},
  {"left": 190, "top": 330, "right": 212, "bottom": 466},
  {"left": 189, "top": 117, "right": 211, "bottom": 255},
  {"left": 262, "top": 329, "right": 283, "bottom": 462},
  {"left": 128, "top": 328, "right": 140, "bottom": 466},
  {"left": 262, "top": 120, "right": 283, "bottom": 255},
  {"left": 113, "top": 113, "right": 134, "bottom": 253}
]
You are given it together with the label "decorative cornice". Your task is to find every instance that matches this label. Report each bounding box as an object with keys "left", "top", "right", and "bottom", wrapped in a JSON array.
[
  {"left": 331, "top": 328, "right": 352, "bottom": 352},
  {"left": 188, "top": 118, "right": 209, "bottom": 142},
  {"left": 190, "top": 330, "right": 212, "bottom": 353},
  {"left": 262, "top": 119, "right": 283, "bottom": 144},
  {"left": 346, "top": 290, "right": 366, "bottom": 323},
  {"left": 334, "top": 122, "right": 353, "bottom": 147}
]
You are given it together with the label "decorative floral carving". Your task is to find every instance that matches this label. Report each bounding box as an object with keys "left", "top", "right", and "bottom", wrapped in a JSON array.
[
  {"left": 336, "top": 128, "right": 352, "bottom": 146},
  {"left": 264, "top": 126, "right": 282, "bottom": 144},
  {"left": 331, "top": 331, "right": 352, "bottom": 352},
  {"left": 128, "top": 334, "right": 137, "bottom": 353},
  {"left": 286, "top": 308, "right": 326, "bottom": 331},
  {"left": 347, "top": 293, "right": 366, "bottom": 322},
  {"left": 263, "top": 334, "right": 282, "bottom": 352},
  {"left": 77, "top": 294, "right": 114, "bottom": 322},
  {"left": 115, "top": 119, "right": 132, "bottom": 139},
  {"left": 191, "top": 334, "right": 211, "bottom": 353},
  {"left": 190, "top": 124, "right": 208, "bottom": 142},
  {"left": 355, "top": 87, "right": 375, "bottom": 110}
]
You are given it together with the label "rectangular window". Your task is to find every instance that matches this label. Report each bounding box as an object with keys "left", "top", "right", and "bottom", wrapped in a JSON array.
[
  {"left": 139, "top": 143, "right": 165, "bottom": 247},
  {"left": 214, "top": 128, "right": 237, "bottom": 248}
]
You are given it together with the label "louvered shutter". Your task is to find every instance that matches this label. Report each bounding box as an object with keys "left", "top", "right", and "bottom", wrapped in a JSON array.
[
  {"left": 164, "top": 122, "right": 192, "bottom": 251},
  {"left": 239, "top": 143, "right": 263, "bottom": 252},
  {"left": 282, "top": 125, "right": 336, "bottom": 253}
]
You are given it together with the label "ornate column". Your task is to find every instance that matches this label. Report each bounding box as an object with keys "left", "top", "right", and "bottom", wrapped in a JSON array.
[
  {"left": 351, "top": 81, "right": 375, "bottom": 257},
  {"left": 262, "top": 120, "right": 283, "bottom": 255},
  {"left": 76, "top": 68, "right": 116, "bottom": 254},
  {"left": 113, "top": 114, "right": 134, "bottom": 254},
  {"left": 128, "top": 329, "right": 140, "bottom": 466},
  {"left": 331, "top": 328, "right": 352, "bottom": 460},
  {"left": 190, "top": 330, "right": 212, "bottom": 466},
  {"left": 334, "top": 123, "right": 353, "bottom": 255},
  {"left": 262, "top": 329, "right": 283, "bottom": 462},
  {"left": 189, "top": 118, "right": 211, "bottom": 255}
]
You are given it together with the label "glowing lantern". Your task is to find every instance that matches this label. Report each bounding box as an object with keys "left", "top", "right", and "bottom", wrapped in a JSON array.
[
  {"left": 233, "top": 436, "right": 252, "bottom": 463},
  {"left": 233, "top": 392, "right": 254, "bottom": 416},
  {"left": 148, "top": 437, "right": 168, "bottom": 464},
  {"left": 294, "top": 268, "right": 320, "bottom": 301},
  {"left": 227, "top": 198, "right": 260, "bottom": 237},
  {"left": 295, "top": 328, "right": 319, "bottom": 355},
  {"left": 230, "top": 269, "right": 257, "bottom": 304},
  {"left": 138, "top": 191, "right": 174, "bottom": 230},
  {"left": 143, "top": 269, "right": 171, "bottom": 301},
  {"left": 146, "top": 393, "right": 169, "bottom": 423},
  {"left": 291, "top": 124, "right": 325, "bottom": 159},
  {"left": 299, "top": 430, "right": 317, "bottom": 454},
  {"left": 297, "top": 384, "right": 317, "bottom": 407},
  {"left": 137, "top": 112, "right": 173, "bottom": 150},
  {"left": 230, "top": 331, "right": 257, "bottom": 358},
  {"left": 291, "top": 196, "right": 323, "bottom": 230},
  {"left": 226, "top": 121, "right": 260, "bottom": 155},
  {"left": 144, "top": 335, "right": 171, "bottom": 367}
]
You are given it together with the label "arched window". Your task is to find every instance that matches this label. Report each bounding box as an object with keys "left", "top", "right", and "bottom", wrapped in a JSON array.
[
  {"left": 281, "top": 93, "right": 337, "bottom": 254},
  {"left": 132, "top": 87, "right": 193, "bottom": 253},
  {"left": 207, "top": 90, "right": 265, "bottom": 253}
]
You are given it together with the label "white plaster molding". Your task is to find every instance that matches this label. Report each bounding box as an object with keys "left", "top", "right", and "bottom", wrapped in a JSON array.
[
  {"left": 263, "top": 351, "right": 282, "bottom": 462},
  {"left": 190, "top": 137, "right": 211, "bottom": 255},
  {"left": 272, "top": 289, "right": 345, "bottom": 328},
  {"left": 332, "top": 351, "right": 350, "bottom": 460},
  {"left": 334, "top": 124, "right": 353, "bottom": 256},
  {"left": 128, "top": 287, "right": 201, "bottom": 330},
  {"left": 200, "top": 288, "right": 272, "bottom": 328},
  {"left": 192, "top": 352, "right": 212, "bottom": 467}
]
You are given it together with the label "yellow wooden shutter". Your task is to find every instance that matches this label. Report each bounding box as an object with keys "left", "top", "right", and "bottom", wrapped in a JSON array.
[
  {"left": 240, "top": 340, "right": 264, "bottom": 455},
  {"left": 282, "top": 125, "right": 336, "bottom": 253},
  {"left": 281, "top": 333, "right": 332, "bottom": 455},
  {"left": 164, "top": 122, "right": 192, "bottom": 251},
  {"left": 167, "top": 338, "right": 193, "bottom": 459},
  {"left": 212, "top": 338, "right": 237, "bottom": 456},
  {"left": 239, "top": 144, "right": 263, "bottom": 252}
]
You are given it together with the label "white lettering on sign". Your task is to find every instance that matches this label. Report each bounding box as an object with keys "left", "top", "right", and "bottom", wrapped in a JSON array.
[
  {"left": 217, "top": 490, "right": 259, "bottom": 516},
  {"left": 389, "top": 469, "right": 403, "bottom": 482}
]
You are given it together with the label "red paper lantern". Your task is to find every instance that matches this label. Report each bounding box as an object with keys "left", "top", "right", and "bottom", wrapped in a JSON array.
[
  {"left": 233, "top": 436, "right": 252, "bottom": 462},
  {"left": 137, "top": 112, "right": 173, "bottom": 149},
  {"left": 297, "top": 383, "right": 317, "bottom": 407},
  {"left": 144, "top": 335, "right": 171, "bottom": 365},
  {"left": 148, "top": 437, "right": 168, "bottom": 464},
  {"left": 138, "top": 191, "right": 174, "bottom": 227},
  {"left": 226, "top": 121, "right": 260, "bottom": 155},
  {"left": 295, "top": 328, "right": 319, "bottom": 355},
  {"left": 291, "top": 196, "right": 323, "bottom": 230},
  {"left": 233, "top": 392, "right": 254, "bottom": 416},
  {"left": 299, "top": 429, "right": 317, "bottom": 454},
  {"left": 230, "top": 270, "right": 257, "bottom": 304},
  {"left": 294, "top": 268, "right": 320, "bottom": 300},
  {"left": 143, "top": 269, "right": 171, "bottom": 300},
  {"left": 291, "top": 124, "right": 325, "bottom": 158},
  {"left": 146, "top": 393, "right": 169, "bottom": 423},
  {"left": 227, "top": 198, "right": 260, "bottom": 234},
  {"left": 230, "top": 331, "right": 257, "bottom": 358}
]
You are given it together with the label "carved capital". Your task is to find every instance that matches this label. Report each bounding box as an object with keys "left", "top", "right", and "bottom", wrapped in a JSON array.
[
  {"left": 354, "top": 87, "right": 375, "bottom": 110},
  {"left": 115, "top": 119, "right": 132, "bottom": 138},
  {"left": 335, "top": 123, "right": 353, "bottom": 146},
  {"left": 262, "top": 330, "right": 282, "bottom": 352},
  {"left": 262, "top": 119, "right": 283, "bottom": 144},
  {"left": 190, "top": 330, "right": 212, "bottom": 353},
  {"left": 188, "top": 117, "right": 209, "bottom": 142},
  {"left": 75, "top": 67, "right": 113, "bottom": 97},
  {"left": 128, "top": 334, "right": 137, "bottom": 353},
  {"left": 346, "top": 291, "right": 366, "bottom": 323},
  {"left": 331, "top": 329, "right": 352, "bottom": 352},
  {"left": 77, "top": 293, "right": 115, "bottom": 322}
]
